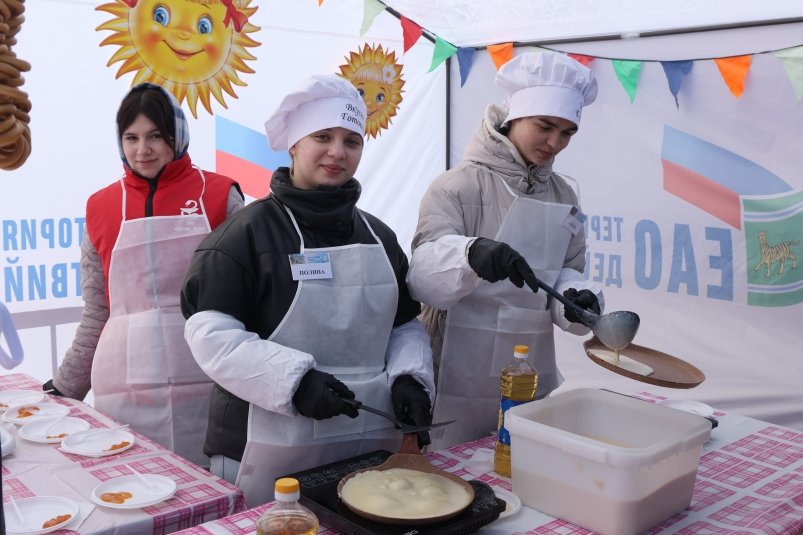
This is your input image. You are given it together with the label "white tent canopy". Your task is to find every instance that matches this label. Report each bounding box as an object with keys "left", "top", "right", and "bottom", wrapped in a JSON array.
[
  {"left": 384, "top": 0, "right": 803, "bottom": 50},
  {"left": 3, "top": 0, "right": 802, "bottom": 431}
]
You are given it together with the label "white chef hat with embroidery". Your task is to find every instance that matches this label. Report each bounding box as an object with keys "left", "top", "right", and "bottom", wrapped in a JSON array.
[
  {"left": 496, "top": 52, "right": 598, "bottom": 126},
  {"left": 264, "top": 74, "right": 366, "bottom": 150}
]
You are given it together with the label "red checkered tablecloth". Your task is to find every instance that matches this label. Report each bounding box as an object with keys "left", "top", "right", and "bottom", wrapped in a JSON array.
[
  {"left": 1, "top": 373, "right": 245, "bottom": 534},
  {"left": 175, "top": 391, "right": 803, "bottom": 535}
]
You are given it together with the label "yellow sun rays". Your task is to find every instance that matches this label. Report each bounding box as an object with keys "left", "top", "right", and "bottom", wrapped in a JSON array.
[
  {"left": 339, "top": 44, "right": 404, "bottom": 139},
  {"left": 96, "top": 0, "right": 260, "bottom": 118}
]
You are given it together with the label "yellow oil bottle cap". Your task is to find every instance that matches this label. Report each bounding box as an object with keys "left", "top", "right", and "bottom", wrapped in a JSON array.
[
  {"left": 275, "top": 478, "right": 300, "bottom": 494},
  {"left": 514, "top": 345, "right": 529, "bottom": 355}
]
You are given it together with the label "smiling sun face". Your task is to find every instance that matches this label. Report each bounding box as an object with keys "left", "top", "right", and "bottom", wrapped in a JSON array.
[
  {"left": 339, "top": 44, "right": 404, "bottom": 139},
  {"left": 96, "top": 0, "right": 260, "bottom": 117}
]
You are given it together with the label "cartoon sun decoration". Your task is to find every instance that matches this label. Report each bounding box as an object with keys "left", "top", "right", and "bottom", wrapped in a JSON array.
[
  {"left": 339, "top": 43, "right": 404, "bottom": 139},
  {"left": 96, "top": 0, "right": 260, "bottom": 118}
]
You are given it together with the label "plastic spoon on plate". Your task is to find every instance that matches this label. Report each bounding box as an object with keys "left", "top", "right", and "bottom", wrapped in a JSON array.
[
  {"left": 125, "top": 464, "right": 157, "bottom": 496},
  {"left": 43, "top": 414, "right": 69, "bottom": 436},
  {"left": 8, "top": 496, "right": 32, "bottom": 531},
  {"left": 69, "top": 424, "right": 130, "bottom": 443}
]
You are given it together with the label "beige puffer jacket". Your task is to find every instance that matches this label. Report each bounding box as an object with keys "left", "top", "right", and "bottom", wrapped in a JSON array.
[{"left": 408, "top": 104, "right": 598, "bottom": 370}]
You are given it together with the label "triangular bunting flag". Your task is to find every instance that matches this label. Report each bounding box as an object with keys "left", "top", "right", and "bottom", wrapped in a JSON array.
[
  {"left": 714, "top": 56, "right": 751, "bottom": 98},
  {"left": 428, "top": 36, "right": 457, "bottom": 72},
  {"left": 318, "top": 0, "right": 323, "bottom": 5},
  {"left": 488, "top": 42, "right": 513, "bottom": 70},
  {"left": 612, "top": 60, "right": 642, "bottom": 103},
  {"left": 568, "top": 53, "right": 595, "bottom": 66},
  {"left": 775, "top": 47, "right": 803, "bottom": 101},
  {"left": 661, "top": 60, "right": 693, "bottom": 108},
  {"left": 400, "top": 16, "right": 423, "bottom": 53},
  {"left": 359, "top": 0, "right": 385, "bottom": 37},
  {"left": 456, "top": 47, "right": 476, "bottom": 87}
]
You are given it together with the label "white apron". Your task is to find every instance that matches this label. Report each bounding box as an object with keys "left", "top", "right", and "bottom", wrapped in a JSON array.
[
  {"left": 91, "top": 168, "right": 215, "bottom": 467},
  {"left": 236, "top": 208, "right": 401, "bottom": 508},
  {"left": 429, "top": 168, "right": 574, "bottom": 450}
]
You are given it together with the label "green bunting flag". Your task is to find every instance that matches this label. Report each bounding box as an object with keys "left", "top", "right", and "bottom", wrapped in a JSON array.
[
  {"left": 775, "top": 46, "right": 803, "bottom": 101},
  {"left": 360, "top": 0, "right": 385, "bottom": 37},
  {"left": 612, "top": 60, "right": 643, "bottom": 103},
  {"left": 428, "top": 36, "right": 457, "bottom": 72}
]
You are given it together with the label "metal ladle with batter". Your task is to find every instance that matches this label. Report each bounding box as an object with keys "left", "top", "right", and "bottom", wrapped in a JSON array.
[{"left": 532, "top": 279, "right": 640, "bottom": 352}]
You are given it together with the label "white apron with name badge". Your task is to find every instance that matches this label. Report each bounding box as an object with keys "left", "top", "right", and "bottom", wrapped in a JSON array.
[
  {"left": 236, "top": 208, "right": 401, "bottom": 508},
  {"left": 430, "top": 167, "right": 575, "bottom": 450},
  {"left": 91, "top": 168, "right": 215, "bottom": 467}
]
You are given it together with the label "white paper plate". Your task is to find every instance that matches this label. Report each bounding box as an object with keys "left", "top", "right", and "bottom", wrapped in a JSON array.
[
  {"left": 61, "top": 427, "right": 136, "bottom": 457},
  {"left": 0, "top": 390, "right": 45, "bottom": 413},
  {"left": 19, "top": 416, "right": 91, "bottom": 444},
  {"left": 493, "top": 488, "right": 522, "bottom": 519},
  {"left": 1, "top": 424, "right": 16, "bottom": 457},
  {"left": 91, "top": 474, "right": 177, "bottom": 509},
  {"left": 2, "top": 403, "right": 70, "bottom": 425},
  {"left": 5, "top": 496, "right": 79, "bottom": 534},
  {"left": 657, "top": 399, "right": 715, "bottom": 418}
]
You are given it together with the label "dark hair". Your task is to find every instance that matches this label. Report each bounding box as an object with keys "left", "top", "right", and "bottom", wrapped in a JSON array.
[{"left": 116, "top": 85, "right": 175, "bottom": 149}]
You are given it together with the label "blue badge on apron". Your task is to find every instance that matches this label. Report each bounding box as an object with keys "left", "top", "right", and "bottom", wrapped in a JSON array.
[
  {"left": 562, "top": 206, "right": 586, "bottom": 235},
  {"left": 289, "top": 252, "right": 333, "bottom": 280}
]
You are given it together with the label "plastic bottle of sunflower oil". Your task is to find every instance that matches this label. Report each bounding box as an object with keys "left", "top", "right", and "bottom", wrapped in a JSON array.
[
  {"left": 256, "top": 478, "right": 319, "bottom": 535},
  {"left": 494, "top": 344, "right": 538, "bottom": 478}
]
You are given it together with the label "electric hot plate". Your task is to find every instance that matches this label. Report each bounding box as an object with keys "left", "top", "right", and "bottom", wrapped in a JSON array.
[{"left": 280, "top": 450, "right": 506, "bottom": 535}]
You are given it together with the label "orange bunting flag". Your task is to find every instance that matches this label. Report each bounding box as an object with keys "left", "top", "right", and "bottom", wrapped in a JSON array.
[
  {"left": 714, "top": 56, "right": 751, "bottom": 98},
  {"left": 567, "top": 53, "right": 594, "bottom": 66},
  {"left": 318, "top": 0, "right": 324, "bottom": 5},
  {"left": 488, "top": 42, "right": 514, "bottom": 70},
  {"left": 401, "top": 16, "right": 423, "bottom": 53}
]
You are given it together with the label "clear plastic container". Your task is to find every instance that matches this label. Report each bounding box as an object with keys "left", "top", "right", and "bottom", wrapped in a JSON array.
[
  {"left": 256, "top": 478, "right": 319, "bottom": 535},
  {"left": 494, "top": 344, "right": 538, "bottom": 477},
  {"left": 506, "top": 389, "right": 711, "bottom": 535}
]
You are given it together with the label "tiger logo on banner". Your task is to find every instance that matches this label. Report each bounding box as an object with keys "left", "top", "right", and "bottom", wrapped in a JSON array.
[
  {"left": 338, "top": 43, "right": 404, "bottom": 139},
  {"left": 95, "top": 0, "right": 260, "bottom": 117},
  {"left": 661, "top": 126, "right": 803, "bottom": 306}
]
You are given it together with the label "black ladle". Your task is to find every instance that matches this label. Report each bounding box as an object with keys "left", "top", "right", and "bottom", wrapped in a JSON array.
[{"left": 532, "top": 279, "right": 640, "bottom": 351}]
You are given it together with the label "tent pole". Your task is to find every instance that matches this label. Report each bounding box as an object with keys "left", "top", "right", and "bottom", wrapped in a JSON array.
[{"left": 445, "top": 56, "right": 451, "bottom": 171}]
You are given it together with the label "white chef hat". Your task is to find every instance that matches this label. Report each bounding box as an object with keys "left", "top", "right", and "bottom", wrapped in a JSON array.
[
  {"left": 496, "top": 52, "right": 598, "bottom": 126},
  {"left": 264, "top": 74, "right": 366, "bottom": 150}
]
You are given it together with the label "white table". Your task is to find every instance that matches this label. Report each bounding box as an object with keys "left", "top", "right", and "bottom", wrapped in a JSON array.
[
  {"left": 175, "top": 391, "right": 803, "bottom": 534},
  {"left": 1, "top": 372, "right": 246, "bottom": 534}
]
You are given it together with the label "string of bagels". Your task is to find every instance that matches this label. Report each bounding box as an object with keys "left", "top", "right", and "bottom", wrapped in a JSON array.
[{"left": 0, "top": 0, "right": 30, "bottom": 171}]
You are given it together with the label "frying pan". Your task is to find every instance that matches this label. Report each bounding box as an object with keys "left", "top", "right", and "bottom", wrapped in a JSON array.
[{"left": 336, "top": 434, "right": 475, "bottom": 525}]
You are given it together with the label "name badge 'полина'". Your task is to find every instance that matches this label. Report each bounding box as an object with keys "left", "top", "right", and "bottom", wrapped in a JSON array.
[{"left": 289, "top": 252, "right": 333, "bottom": 280}]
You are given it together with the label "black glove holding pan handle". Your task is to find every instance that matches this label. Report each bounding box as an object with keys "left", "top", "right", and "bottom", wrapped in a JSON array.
[
  {"left": 391, "top": 375, "right": 432, "bottom": 450},
  {"left": 292, "top": 369, "right": 360, "bottom": 420},
  {"left": 468, "top": 238, "right": 541, "bottom": 292}
]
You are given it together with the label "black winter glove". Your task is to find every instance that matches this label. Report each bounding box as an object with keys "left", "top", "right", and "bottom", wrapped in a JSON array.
[
  {"left": 468, "top": 238, "right": 540, "bottom": 292},
  {"left": 42, "top": 379, "right": 64, "bottom": 397},
  {"left": 292, "top": 369, "right": 359, "bottom": 420},
  {"left": 391, "top": 375, "right": 432, "bottom": 449},
  {"left": 562, "top": 288, "right": 601, "bottom": 324}
]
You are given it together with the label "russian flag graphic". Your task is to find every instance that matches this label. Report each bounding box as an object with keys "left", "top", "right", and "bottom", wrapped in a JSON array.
[
  {"left": 661, "top": 126, "right": 792, "bottom": 229},
  {"left": 215, "top": 116, "right": 290, "bottom": 199}
]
